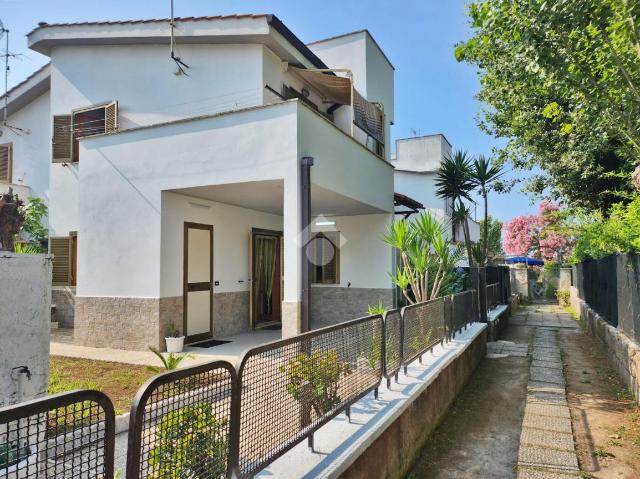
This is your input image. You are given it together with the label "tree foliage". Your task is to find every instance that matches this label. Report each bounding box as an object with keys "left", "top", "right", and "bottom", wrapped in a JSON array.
[
  {"left": 457, "top": 0, "right": 640, "bottom": 212},
  {"left": 480, "top": 216, "right": 503, "bottom": 261}
]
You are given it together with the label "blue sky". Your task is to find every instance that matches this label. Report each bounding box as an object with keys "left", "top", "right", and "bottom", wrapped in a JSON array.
[{"left": 1, "top": 0, "right": 538, "bottom": 221}]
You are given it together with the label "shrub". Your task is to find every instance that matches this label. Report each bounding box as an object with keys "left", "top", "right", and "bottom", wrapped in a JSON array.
[
  {"left": 556, "top": 290, "right": 570, "bottom": 307},
  {"left": 147, "top": 403, "right": 228, "bottom": 478},
  {"left": 571, "top": 196, "right": 640, "bottom": 262},
  {"left": 279, "top": 349, "right": 350, "bottom": 417}
]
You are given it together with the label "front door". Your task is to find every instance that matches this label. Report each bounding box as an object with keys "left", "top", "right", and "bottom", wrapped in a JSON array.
[
  {"left": 183, "top": 222, "right": 213, "bottom": 343},
  {"left": 250, "top": 229, "right": 283, "bottom": 328}
]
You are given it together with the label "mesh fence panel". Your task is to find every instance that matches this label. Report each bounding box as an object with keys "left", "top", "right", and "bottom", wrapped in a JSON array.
[
  {"left": 0, "top": 390, "right": 114, "bottom": 479},
  {"left": 401, "top": 297, "right": 445, "bottom": 366},
  {"left": 486, "top": 283, "right": 500, "bottom": 311},
  {"left": 237, "top": 315, "right": 383, "bottom": 477},
  {"left": 126, "top": 362, "right": 235, "bottom": 479},
  {"left": 382, "top": 310, "right": 402, "bottom": 384},
  {"left": 449, "top": 290, "right": 475, "bottom": 337}
]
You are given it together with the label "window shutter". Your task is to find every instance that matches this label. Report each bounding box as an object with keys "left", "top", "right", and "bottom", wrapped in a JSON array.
[
  {"left": 50, "top": 237, "right": 71, "bottom": 285},
  {"left": 52, "top": 115, "right": 72, "bottom": 163},
  {"left": 0, "top": 143, "right": 11, "bottom": 183},
  {"left": 104, "top": 101, "right": 118, "bottom": 133}
]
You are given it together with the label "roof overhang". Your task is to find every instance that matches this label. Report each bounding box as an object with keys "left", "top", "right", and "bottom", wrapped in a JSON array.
[
  {"left": 0, "top": 63, "right": 50, "bottom": 118},
  {"left": 394, "top": 192, "right": 424, "bottom": 218},
  {"left": 27, "top": 14, "right": 328, "bottom": 70}
]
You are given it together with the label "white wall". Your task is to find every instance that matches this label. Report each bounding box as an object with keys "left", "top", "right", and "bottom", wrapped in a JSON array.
[
  {"left": 394, "top": 170, "right": 450, "bottom": 226},
  {"left": 1, "top": 92, "right": 51, "bottom": 205},
  {"left": 161, "top": 192, "right": 283, "bottom": 297},
  {"left": 310, "top": 213, "right": 392, "bottom": 289},
  {"left": 77, "top": 101, "right": 299, "bottom": 298},
  {"left": 393, "top": 135, "right": 451, "bottom": 173}
]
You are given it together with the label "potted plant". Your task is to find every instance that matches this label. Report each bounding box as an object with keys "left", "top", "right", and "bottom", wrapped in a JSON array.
[{"left": 165, "top": 324, "right": 185, "bottom": 353}]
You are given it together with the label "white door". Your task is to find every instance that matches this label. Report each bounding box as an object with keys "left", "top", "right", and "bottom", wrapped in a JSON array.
[{"left": 184, "top": 223, "right": 213, "bottom": 342}]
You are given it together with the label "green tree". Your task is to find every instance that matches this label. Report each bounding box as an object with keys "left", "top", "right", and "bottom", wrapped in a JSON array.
[
  {"left": 480, "top": 216, "right": 503, "bottom": 262},
  {"left": 435, "top": 151, "right": 476, "bottom": 266},
  {"left": 20, "top": 197, "right": 48, "bottom": 250},
  {"left": 456, "top": 0, "right": 640, "bottom": 212},
  {"left": 470, "top": 155, "right": 503, "bottom": 263}
]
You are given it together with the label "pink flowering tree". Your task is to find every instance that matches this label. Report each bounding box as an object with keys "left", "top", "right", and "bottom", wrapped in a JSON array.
[
  {"left": 503, "top": 200, "right": 572, "bottom": 262},
  {"left": 503, "top": 215, "right": 541, "bottom": 256}
]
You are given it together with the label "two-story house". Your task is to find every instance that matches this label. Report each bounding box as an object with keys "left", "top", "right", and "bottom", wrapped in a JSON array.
[{"left": 1, "top": 15, "right": 397, "bottom": 350}]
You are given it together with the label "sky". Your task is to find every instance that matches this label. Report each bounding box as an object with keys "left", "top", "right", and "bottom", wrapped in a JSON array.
[{"left": 0, "top": 0, "right": 539, "bottom": 222}]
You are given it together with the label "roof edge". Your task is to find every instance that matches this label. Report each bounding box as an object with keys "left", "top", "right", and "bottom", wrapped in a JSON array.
[{"left": 307, "top": 29, "right": 394, "bottom": 70}]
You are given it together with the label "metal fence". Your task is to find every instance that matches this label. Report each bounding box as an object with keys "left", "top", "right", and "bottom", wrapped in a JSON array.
[
  {"left": 0, "top": 390, "right": 115, "bottom": 479},
  {"left": 126, "top": 361, "right": 236, "bottom": 479},
  {"left": 578, "top": 255, "right": 618, "bottom": 327},
  {"left": 401, "top": 297, "right": 446, "bottom": 372},
  {"left": 486, "top": 282, "right": 500, "bottom": 312},
  {"left": 236, "top": 314, "right": 383, "bottom": 477},
  {"left": 449, "top": 290, "right": 477, "bottom": 338},
  {"left": 382, "top": 310, "right": 403, "bottom": 387},
  {"left": 4, "top": 284, "right": 496, "bottom": 479}
]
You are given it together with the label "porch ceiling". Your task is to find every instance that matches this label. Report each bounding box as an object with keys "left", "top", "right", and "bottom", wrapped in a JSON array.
[{"left": 170, "top": 181, "right": 386, "bottom": 216}]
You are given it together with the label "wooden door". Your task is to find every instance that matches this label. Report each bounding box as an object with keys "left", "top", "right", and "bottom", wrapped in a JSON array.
[{"left": 183, "top": 223, "right": 213, "bottom": 342}]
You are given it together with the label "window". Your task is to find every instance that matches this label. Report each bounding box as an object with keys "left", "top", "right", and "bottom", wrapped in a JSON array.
[
  {"left": 0, "top": 143, "right": 12, "bottom": 183},
  {"left": 50, "top": 234, "right": 77, "bottom": 286},
  {"left": 52, "top": 101, "right": 118, "bottom": 163},
  {"left": 309, "top": 232, "right": 340, "bottom": 284}
]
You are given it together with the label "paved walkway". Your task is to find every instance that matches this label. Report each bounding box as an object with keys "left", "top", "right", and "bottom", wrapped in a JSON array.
[
  {"left": 516, "top": 308, "right": 580, "bottom": 478},
  {"left": 50, "top": 327, "right": 279, "bottom": 367}
]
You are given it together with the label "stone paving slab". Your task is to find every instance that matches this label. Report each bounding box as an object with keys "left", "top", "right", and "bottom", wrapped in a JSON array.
[
  {"left": 530, "top": 368, "right": 566, "bottom": 385},
  {"left": 527, "top": 391, "right": 567, "bottom": 407},
  {"left": 531, "top": 360, "right": 563, "bottom": 369},
  {"left": 528, "top": 382, "right": 566, "bottom": 393},
  {"left": 517, "top": 466, "right": 582, "bottom": 479},
  {"left": 523, "top": 414, "right": 573, "bottom": 434},
  {"left": 532, "top": 351, "right": 561, "bottom": 361},
  {"left": 520, "top": 427, "right": 575, "bottom": 451},
  {"left": 525, "top": 403, "right": 571, "bottom": 419},
  {"left": 518, "top": 445, "right": 579, "bottom": 470}
]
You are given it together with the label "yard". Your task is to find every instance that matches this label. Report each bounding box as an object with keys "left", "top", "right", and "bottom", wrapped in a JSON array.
[{"left": 49, "top": 356, "right": 157, "bottom": 414}]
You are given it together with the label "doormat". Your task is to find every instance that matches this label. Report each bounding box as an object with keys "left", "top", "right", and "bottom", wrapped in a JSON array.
[{"left": 190, "top": 339, "right": 231, "bottom": 348}]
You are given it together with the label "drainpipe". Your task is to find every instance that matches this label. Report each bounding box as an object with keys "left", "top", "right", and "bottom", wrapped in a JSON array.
[{"left": 300, "top": 156, "right": 314, "bottom": 333}]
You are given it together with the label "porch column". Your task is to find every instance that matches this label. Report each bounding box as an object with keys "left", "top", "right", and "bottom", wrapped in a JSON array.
[{"left": 281, "top": 157, "right": 313, "bottom": 337}]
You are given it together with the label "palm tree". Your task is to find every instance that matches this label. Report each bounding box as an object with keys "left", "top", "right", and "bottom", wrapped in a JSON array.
[
  {"left": 470, "top": 155, "right": 503, "bottom": 265},
  {"left": 435, "top": 150, "right": 476, "bottom": 266}
]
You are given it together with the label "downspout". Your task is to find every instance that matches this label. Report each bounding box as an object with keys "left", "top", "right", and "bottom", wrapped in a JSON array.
[{"left": 300, "top": 156, "right": 314, "bottom": 332}]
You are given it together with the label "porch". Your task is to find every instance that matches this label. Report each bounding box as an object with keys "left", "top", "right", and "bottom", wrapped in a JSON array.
[{"left": 72, "top": 99, "right": 395, "bottom": 351}]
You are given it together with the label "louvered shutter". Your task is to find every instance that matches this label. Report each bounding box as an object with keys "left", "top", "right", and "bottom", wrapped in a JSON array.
[
  {"left": 50, "top": 237, "right": 71, "bottom": 285},
  {"left": 104, "top": 101, "right": 118, "bottom": 133},
  {"left": 52, "top": 115, "right": 72, "bottom": 163},
  {"left": 0, "top": 143, "right": 11, "bottom": 183}
]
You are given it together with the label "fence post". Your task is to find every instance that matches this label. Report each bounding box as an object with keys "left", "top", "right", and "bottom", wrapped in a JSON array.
[{"left": 471, "top": 267, "right": 487, "bottom": 322}]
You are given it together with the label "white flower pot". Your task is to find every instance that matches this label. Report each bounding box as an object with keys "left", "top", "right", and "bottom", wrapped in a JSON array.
[{"left": 165, "top": 336, "right": 185, "bottom": 353}]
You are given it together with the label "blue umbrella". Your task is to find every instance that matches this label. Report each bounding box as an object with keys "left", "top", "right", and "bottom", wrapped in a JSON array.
[{"left": 505, "top": 256, "right": 544, "bottom": 266}]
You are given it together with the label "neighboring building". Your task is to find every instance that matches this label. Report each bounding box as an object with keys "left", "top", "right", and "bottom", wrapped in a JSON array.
[
  {"left": 392, "top": 134, "right": 481, "bottom": 245},
  {"left": 1, "top": 15, "right": 396, "bottom": 350}
]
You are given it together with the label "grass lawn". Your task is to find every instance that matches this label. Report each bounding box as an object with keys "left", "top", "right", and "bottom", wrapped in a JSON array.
[{"left": 49, "top": 356, "right": 157, "bottom": 414}]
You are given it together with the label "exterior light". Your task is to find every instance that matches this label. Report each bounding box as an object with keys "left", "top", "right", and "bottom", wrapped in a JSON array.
[{"left": 315, "top": 220, "right": 336, "bottom": 226}]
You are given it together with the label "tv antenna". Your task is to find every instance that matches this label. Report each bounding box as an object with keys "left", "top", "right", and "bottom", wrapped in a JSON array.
[
  {"left": 0, "top": 19, "right": 29, "bottom": 136},
  {"left": 169, "top": 0, "right": 189, "bottom": 76}
]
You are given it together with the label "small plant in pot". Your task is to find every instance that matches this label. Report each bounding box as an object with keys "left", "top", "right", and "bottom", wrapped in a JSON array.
[{"left": 165, "top": 324, "right": 185, "bottom": 353}]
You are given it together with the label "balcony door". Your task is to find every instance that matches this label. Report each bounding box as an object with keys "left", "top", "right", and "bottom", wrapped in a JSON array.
[{"left": 183, "top": 222, "right": 213, "bottom": 343}]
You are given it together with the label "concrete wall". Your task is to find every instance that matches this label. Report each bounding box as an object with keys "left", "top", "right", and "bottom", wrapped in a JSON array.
[
  {"left": 340, "top": 326, "right": 487, "bottom": 479},
  {"left": 0, "top": 253, "right": 52, "bottom": 407}
]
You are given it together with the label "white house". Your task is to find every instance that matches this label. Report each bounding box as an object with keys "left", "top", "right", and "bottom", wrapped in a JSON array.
[
  {"left": 392, "top": 134, "right": 481, "bottom": 244},
  {"left": 1, "top": 16, "right": 399, "bottom": 350}
]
